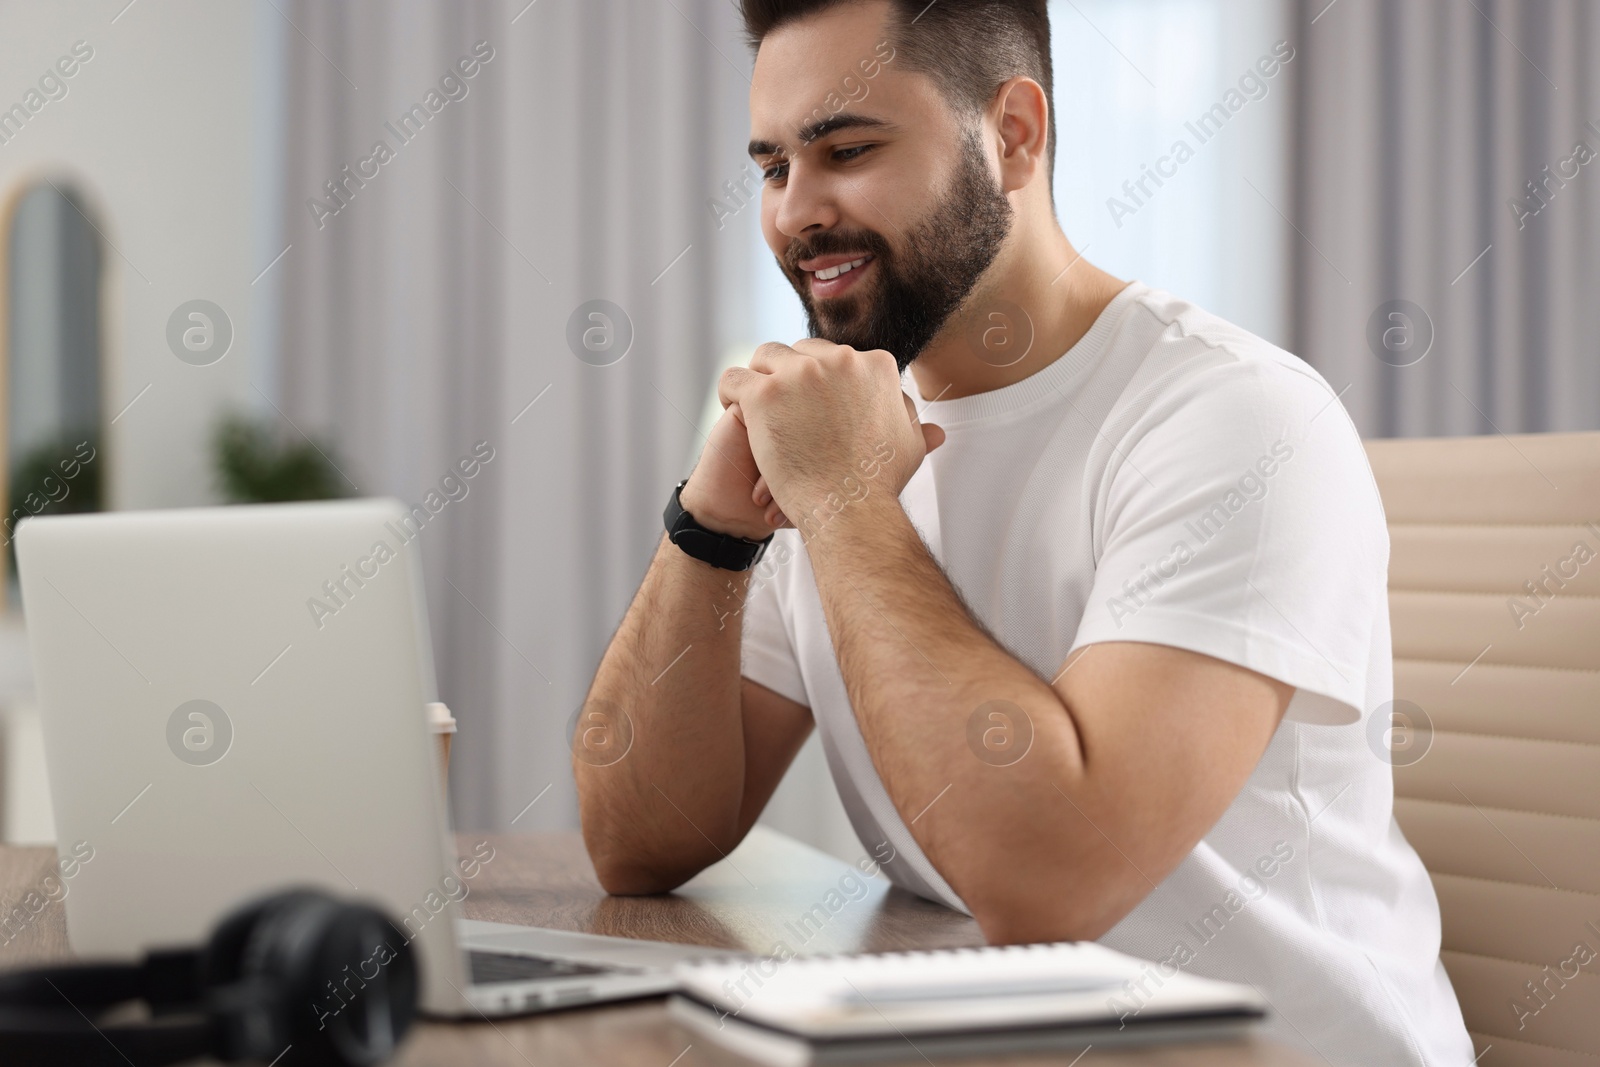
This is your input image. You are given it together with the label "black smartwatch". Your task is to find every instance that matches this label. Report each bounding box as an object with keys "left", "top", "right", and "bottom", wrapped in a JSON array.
[{"left": 663, "top": 479, "right": 773, "bottom": 571}]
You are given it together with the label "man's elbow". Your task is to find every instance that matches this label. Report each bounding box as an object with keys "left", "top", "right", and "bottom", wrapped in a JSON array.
[
  {"left": 974, "top": 905, "right": 1102, "bottom": 946},
  {"left": 584, "top": 833, "right": 711, "bottom": 896},
  {"left": 593, "top": 861, "right": 684, "bottom": 896},
  {"left": 576, "top": 791, "right": 741, "bottom": 895},
  {"left": 966, "top": 882, "right": 1127, "bottom": 946}
]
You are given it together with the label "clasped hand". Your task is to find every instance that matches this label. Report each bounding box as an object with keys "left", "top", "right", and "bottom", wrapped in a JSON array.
[{"left": 680, "top": 340, "right": 945, "bottom": 541}]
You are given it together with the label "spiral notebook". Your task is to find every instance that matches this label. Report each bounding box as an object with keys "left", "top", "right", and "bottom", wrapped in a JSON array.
[{"left": 668, "top": 941, "right": 1266, "bottom": 1065}]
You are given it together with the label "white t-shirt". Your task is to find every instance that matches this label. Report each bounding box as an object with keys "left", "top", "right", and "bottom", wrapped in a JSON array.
[{"left": 739, "top": 281, "right": 1472, "bottom": 1066}]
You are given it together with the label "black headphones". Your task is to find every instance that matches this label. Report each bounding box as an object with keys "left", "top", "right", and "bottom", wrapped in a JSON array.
[{"left": 0, "top": 887, "right": 416, "bottom": 1067}]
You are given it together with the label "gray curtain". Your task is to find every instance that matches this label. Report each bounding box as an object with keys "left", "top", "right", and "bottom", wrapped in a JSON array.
[
  {"left": 1290, "top": 0, "right": 1600, "bottom": 437},
  {"left": 276, "top": 0, "right": 755, "bottom": 830}
]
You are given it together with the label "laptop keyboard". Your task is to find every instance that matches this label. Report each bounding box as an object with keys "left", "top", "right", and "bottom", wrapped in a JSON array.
[{"left": 468, "top": 950, "right": 614, "bottom": 986}]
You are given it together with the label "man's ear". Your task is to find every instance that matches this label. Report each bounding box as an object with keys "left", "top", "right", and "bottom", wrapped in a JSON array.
[{"left": 992, "top": 76, "right": 1049, "bottom": 195}]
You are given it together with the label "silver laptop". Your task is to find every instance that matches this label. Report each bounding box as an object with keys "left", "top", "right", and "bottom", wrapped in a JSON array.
[{"left": 15, "top": 499, "right": 738, "bottom": 1017}]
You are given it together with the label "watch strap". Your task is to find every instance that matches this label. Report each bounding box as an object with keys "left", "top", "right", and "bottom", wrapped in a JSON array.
[{"left": 663, "top": 480, "right": 773, "bottom": 571}]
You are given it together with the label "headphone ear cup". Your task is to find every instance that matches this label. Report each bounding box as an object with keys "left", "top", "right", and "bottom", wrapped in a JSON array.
[
  {"left": 296, "top": 904, "right": 416, "bottom": 1066},
  {"left": 201, "top": 888, "right": 341, "bottom": 1063},
  {"left": 202, "top": 888, "right": 415, "bottom": 1067},
  {"left": 203, "top": 888, "right": 328, "bottom": 987}
]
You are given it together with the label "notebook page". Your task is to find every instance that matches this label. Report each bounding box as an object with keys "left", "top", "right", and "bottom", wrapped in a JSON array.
[{"left": 674, "top": 941, "right": 1266, "bottom": 1038}]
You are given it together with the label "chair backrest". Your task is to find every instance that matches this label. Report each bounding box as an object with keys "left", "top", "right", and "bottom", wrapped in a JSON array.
[{"left": 1365, "top": 430, "right": 1600, "bottom": 1066}]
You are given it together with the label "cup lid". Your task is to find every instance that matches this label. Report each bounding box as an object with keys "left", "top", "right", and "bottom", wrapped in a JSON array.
[{"left": 425, "top": 701, "right": 457, "bottom": 732}]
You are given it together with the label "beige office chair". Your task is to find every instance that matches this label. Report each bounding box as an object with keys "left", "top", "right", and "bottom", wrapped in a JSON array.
[{"left": 1366, "top": 430, "right": 1600, "bottom": 1066}]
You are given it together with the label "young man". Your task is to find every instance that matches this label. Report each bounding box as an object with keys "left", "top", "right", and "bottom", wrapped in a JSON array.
[{"left": 575, "top": 1, "right": 1472, "bottom": 1062}]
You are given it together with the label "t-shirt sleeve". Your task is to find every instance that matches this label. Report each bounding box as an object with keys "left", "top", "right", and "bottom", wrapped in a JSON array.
[
  {"left": 1070, "top": 358, "right": 1388, "bottom": 726},
  {"left": 739, "top": 531, "right": 810, "bottom": 706}
]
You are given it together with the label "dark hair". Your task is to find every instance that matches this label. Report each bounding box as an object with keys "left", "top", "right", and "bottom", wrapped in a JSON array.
[{"left": 739, "top": 0, "right": 1056, "bottom": 192}]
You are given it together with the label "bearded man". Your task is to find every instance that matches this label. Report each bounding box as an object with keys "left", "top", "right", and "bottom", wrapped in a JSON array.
[{"left": 574, "top": 4, "right": 1472, "bottom": 1064}]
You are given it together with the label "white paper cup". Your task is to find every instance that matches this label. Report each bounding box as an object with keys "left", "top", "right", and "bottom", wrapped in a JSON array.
[{"left": 426, "top": 702, "right": 456, "bottom": 789}]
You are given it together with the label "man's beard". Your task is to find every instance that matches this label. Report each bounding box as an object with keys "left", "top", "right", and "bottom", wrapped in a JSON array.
[{"left": 782, "top": 126, "right": 1015, "bottom": 373}]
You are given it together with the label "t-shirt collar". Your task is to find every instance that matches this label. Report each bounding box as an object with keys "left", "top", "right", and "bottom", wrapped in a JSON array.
[{"left": 906, "top": 279, "right": 1148, "bottom": 427}]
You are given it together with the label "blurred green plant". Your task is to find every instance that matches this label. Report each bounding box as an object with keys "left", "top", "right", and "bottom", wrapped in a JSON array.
[
  {"left": 5, "top": 432, "right": 101, "bottom": 560},
  {"left": 4, "top": 433, "right": 100, "bottom": 579},
  {"left": 212, "top": 411, "right": 349, "bottom": 504}
]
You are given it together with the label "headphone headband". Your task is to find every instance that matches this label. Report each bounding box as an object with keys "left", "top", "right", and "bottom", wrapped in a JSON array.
[
  {"left": 0, "top": 888, "right": 415, "bottom": 1067},
  {"left": 0, "top": 950, "right": 201, "bottom": 1011},
  {"left": 0, "top": 1008, "right": 213, "bottom": 1067}
]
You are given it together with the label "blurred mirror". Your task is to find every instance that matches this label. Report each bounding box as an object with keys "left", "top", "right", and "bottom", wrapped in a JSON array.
[{"left": 3, "top": 180, "right": 105, "bottom": 603}]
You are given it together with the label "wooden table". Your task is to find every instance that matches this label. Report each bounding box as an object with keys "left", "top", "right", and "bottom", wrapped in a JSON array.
[{"left": 0, "top": 828, "right": 1319, "bottom": 1066}]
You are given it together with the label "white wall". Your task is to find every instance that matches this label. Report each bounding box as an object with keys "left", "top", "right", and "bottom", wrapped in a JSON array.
[{"left": 0, "top": 0, "right": 274, "bottom": 511}]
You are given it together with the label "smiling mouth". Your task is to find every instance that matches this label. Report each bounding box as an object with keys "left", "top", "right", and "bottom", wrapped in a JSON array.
[
  {"left": 806, "top": 255, "right": 875, "bottom": 298},
  {"left": 813, "top": 255, "right": 871, "bottom": 280}
]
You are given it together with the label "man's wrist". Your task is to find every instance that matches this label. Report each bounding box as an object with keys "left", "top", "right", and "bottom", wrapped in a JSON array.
[
  {"left": 675, "top": 479, "right": 771, "bottom": 544},
  {"left": 791, "top": 481, "right": 904, "bottom": 549}
]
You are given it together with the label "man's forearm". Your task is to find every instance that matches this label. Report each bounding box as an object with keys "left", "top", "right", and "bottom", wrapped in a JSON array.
[
  {"left": 802, "top": 493, "right": 1105, "bottom": 939},
  {"left": 712, "top": 340, "right": 1287, "bottom": 943},
  {"left": 576, "top": 533, "right": 751, "bottom": 892}
]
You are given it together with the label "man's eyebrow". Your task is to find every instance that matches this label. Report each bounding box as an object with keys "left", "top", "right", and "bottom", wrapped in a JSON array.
[{"left": 747, "top": 113, "right": 899, "bottom": 159}]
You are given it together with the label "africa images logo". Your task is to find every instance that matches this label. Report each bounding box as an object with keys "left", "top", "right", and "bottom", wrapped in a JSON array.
[
  {"left": 166, "top": 699, "right": 233, "bottom": 766},
  {"left": 166, "top": 299, "right": 234, "bottom": 366}
]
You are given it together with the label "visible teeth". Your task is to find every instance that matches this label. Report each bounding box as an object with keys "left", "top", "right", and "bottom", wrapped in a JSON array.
[{"left": 815, "top": 257, "right": 868, "bottom": 281}]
